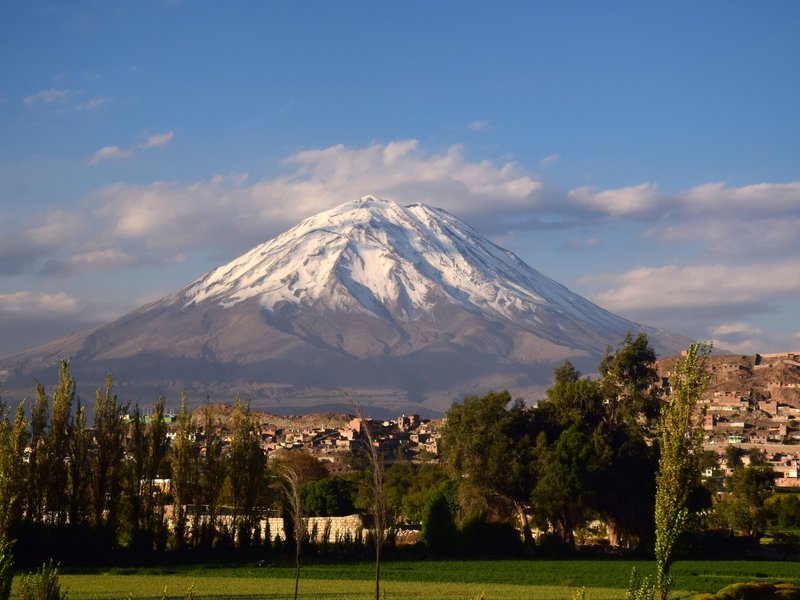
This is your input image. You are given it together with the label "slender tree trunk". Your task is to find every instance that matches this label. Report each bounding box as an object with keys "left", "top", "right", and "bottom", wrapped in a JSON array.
[
  {"left": 294, "top": 548, "right": 301, "bottom": 600},
  {"left": 282, "top": 465, "right": 305, "bottom": 600},
  {"left": 514, "top": 500, "right": 532, "bottom": 544},
  {"left": 606, "top": 518, "right": 621, "bottom": 547},
  {"left": 375, "top": 548, "right": 380, "bottom": 600}
]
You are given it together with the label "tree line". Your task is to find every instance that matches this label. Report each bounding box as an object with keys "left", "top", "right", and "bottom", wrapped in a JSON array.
[
  {"left": 0, "top": 334, "right": 795, "bottom": 575},
  {"left": 0, "top": 361, "right": 276, "bottom": 565},
  {"left": 436, "top": 335, "right": 794, "bottom": 561}
]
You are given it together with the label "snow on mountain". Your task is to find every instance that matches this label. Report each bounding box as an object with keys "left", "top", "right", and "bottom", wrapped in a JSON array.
[
  {"left": 0, "top": 195, "right": 691, "bottom": 415},
  {"left": 175, "top": 195, "right": 632, "bottom": 335}
]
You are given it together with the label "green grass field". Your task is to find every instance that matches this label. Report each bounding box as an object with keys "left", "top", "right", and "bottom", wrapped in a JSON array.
[{"left": 11, "top": 560, "right": 800, "bottom": 599}]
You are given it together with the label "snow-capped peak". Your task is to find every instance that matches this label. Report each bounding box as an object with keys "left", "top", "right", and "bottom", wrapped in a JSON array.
[{"left": 176, "top": 195, "right": 628, "bottom": 331}]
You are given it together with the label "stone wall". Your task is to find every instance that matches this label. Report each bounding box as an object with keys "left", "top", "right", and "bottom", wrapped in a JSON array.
[{"left": 265, "top": 514, "right": 367, "bottom": 543}]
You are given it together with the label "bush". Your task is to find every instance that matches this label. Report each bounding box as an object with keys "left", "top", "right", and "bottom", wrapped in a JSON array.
[
  {"left": 421, "top": 487, "right": 458, "bottom": 556},
  {"left": 459, "top": 517, "right": 522, "bottom": 557},
  {"left": 0, "top": 539, "right": 13, "bottom": 600},
  {"left": 691, "top": 582, "right": 800, "bottom": 600},
  {"left": 18, "top": 560, "right": 66, "bottom": 600}
]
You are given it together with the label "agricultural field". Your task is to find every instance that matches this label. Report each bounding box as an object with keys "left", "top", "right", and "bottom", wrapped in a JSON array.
[{"left": 12, "top": 559, "right": 800, "bottom": 599}]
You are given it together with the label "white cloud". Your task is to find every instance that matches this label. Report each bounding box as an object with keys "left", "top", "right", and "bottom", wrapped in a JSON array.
[
  {"left": 560, "top": 180, "right": 800, "bottom": 226},
  {"left": 468, "top": 119, "right": 490, "bottom": 131},
  {"left": 708, "top": 322, "right": 800, "bottom": 355},
  {"left": 281, "top": 140, "right": 541, "bottom": 213},
  {"left": 89, "top": 145, "right": 133, "bottom": 165},
  {"left": 710, "top": 322, "right": 761, "bottom": 337},
  {"left": 656, "top": 216, "right": 800, "bottom": 258},
  {"left": 561, "top": 237, "right": 600, "bottom": 251},
  {"left": 538, "top": 154, "right": 560, "bottom": 167},
  {"left": 680, "top": 181, "right": 800, "bottom": 216},
  {"left": 87, "top": 140, "right": 542, "bottom": 254},
  {"left": 40, "top": 248, "right": 137, "bottom": 275},
  {"left": 0, "top": 291, "right": 82, "bottom": 316},
  {"left": 23, "top": 88, "right": 73, "bottom": 106},
  {"left": 138, "top": 131, "right": 174, "bottom": 149},
  {"left": 567, "top": 183, "right": 665, "bottom": 218},
  {"left": 75, "top": 96, "right": 111, "bottom": 111},
  {"left": 26, "top": 209, "right": 85, "bottom": 245},
  {"left": 0, "top": 291, "right": 123, "bottom": 357},
  {"left": 588, "top": 260, "right": 800, "bottom": 316},
  {"left": 88, "top": 130, "right": 173, "bottom": 166}
]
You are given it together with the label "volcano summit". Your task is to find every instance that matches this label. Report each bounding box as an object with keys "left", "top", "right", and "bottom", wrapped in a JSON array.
[{"left": 0, "top": 196, "right": 689, "bottom": 415}]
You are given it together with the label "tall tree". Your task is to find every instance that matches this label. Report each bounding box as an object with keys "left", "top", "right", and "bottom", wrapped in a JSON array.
[
  {"left": 45, "top": 360, "right": 74, "bottom": 527},
  {"left": 281, "top": 465, "right": 306, "bottom": 600},
  {"left": 653, "top": 342, "right": 710, "bottom": 600},
  {"left": 170, "top": 393, "right": 198, "bottom": 549},
  {"left": 229, "top": 396, "right": 266, "bottom": 547},
  {"left": 128, "top": 403, "right": 148, "bottom": 548},
  {"left": 91, "top": 373, "right": 128, "bottom": 536},
  {"left": 67, "top": 400, "right": 90, "bottom": 528},
  {"left": 716, "top": 464, "right": 776, "bottom": 539},
  {"left": 531, "top": 425, "right": 593, "bottom": 547},
  {"left": 545, "top": 337, "right": 661, "bottom": 548},
  {"left": 197, "top": 405, "right": 226, "bottom": 549},
  {"left": 599, "top": 332, "right": 660, "bottom": 428},
  {"left": 349, "top": 400, "right": 388, "bottom": 600},
  {"left": 441, "top": 391, "right": 535, "bottom": 542},
  {"left": 0, "top": 402, "right": 28, "bottom": 542},
  {"left": 25, "top": 383, "right": 49, "bottom": 525},
  {"left": 145, "top": 398, "right": 169, "bottom": 550},
  {"left": 129, "top": 397, "right": 169, "bottom": 552},
  {"left": 300, "top": 477, "right": 355, "bottom": 517}
]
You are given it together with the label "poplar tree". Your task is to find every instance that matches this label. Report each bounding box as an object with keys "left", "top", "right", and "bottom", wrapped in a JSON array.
[
  {"left": 129, "top": 397, "right": 169, "bottom": 551},
  {"left": 198, "top": 405, "right": 226, "bottom": 548},
  {"left": 170, "top": 393, "right": 198, "bottom": 549},
  {"left": 128, "top": 404, "right": 148, "bottom": 548},
  {"left": 229, "top": 396, "right": 266, "bottom": 547},
  {"left": 0, "top": 402, "right": 28, "bottom": 542},
  {"left": 145, "top": 397, "right": 169, "bottom": 549},
  {"left": 92, "top": 374, "right": 127, "bottom": 536},
  {"left": 25, "top": 383, "right": 49, "bottom": 524},
  {"left": 67, "top": 400, "right": 90, "bottom": 528},
  {"left": 653, "top": 342, "right": 710, "bottom": 600},
  {"left": 46, "top": 361, "right": 74, "bottom": 527}
]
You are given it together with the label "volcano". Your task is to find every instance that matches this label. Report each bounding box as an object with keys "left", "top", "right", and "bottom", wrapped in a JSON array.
[{"left": 0, "top": 196, "right": 690, "bottom": 416}]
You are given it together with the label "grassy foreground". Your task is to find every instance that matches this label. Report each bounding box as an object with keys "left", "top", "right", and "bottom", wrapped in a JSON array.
[{"left": 11, "top": 560, "right": 800, "bottom": 599}]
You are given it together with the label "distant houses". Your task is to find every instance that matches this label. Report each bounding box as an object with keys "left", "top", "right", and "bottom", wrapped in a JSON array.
[{"left": 658, "top": 350, "right": 800, "bottom": 488}]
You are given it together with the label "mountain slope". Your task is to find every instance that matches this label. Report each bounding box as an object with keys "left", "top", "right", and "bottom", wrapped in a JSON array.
[{"left": 0, "top": 196, "right": 690, "bottom": 415}]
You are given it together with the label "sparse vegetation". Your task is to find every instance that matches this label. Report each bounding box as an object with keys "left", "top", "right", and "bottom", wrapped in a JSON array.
[
  {"left": 17, "top": 561, "right": 66, "bottom": 600},
  {"left": 0, "top": 539, "right": 13, "bottom": 600}
]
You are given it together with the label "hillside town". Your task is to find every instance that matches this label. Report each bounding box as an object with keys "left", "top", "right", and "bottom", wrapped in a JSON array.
[
  {"left": 249, "top": 411, "right": 442, "bottom": 466},
  {"left": 134, "top": 407, "right": 444, "bottom": 470},
  {"left": 658, "top": 351, "right": 800, "bottom": 488},
  {"left": 121, "top": 351, "right": 800, "bottom": 488}
]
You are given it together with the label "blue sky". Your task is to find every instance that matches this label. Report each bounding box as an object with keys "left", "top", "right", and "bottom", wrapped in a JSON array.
[{"left": 1, "top": 0, "right": 799, "bottom": 358}]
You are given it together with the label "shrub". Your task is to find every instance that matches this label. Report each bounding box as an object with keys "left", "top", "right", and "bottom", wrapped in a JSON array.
[
  {"left": 459, "top": 517, "right": 522, "bottom": 557},
  {"left": 625, "top": 567, "right": 655, "bottom": 600},
  {"left": 421, "top": 487, "right": 458, "bottom": 556},
  {"left": 17, "top": 560, "right": 66, "bottom": 600},
  {"left": 0, "top": 539, "right": 13, "bottom": 600},
  {"left": 691, "top": 582, "right": 800, "bottom": 600}
]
